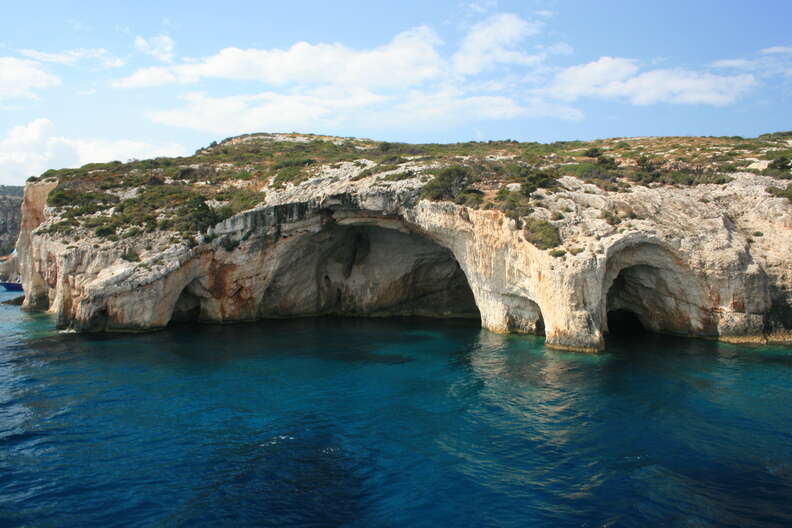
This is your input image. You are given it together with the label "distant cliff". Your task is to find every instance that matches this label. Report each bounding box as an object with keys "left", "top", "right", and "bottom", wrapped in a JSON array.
[
  {"left": 0, "top": 186, "right": 23, "bottom": 281},
  {"left": 14, "top": 133, "right": 792, "bottom": 351},
  {"left": 0, "top": 186, "right": 23, "bottom": 255}
]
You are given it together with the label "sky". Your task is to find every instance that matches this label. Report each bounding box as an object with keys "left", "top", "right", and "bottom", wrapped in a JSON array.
[{"left": 0, "top": 0, "right": 790, "bottom": 184}]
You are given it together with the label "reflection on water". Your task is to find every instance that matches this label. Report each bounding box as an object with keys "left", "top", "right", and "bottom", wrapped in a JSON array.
[{"left": 0, "top": 292, "right": 790, "bottom": 527}]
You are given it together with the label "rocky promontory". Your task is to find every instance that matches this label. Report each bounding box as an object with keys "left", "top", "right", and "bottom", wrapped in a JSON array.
[{"left": 16, "top": 132, "right": 792, "bottom": 351}]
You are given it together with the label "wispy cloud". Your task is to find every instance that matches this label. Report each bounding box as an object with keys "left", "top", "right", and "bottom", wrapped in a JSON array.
[
  {"left": 712, "top": 46, "right": 792, "bottom": 78},
  {"left": 0, "top": 118, "right": 186, "bottom": 184},
  {"left": 147, "top": 86, "right": 581, "bottom": 137},
  {"left": 452, "top": 13, "right": 543, "bottom": 75},
  {"left": 116, "top": 27, "right": 444, "bottom": 89},
  {"left": 761, "top": 46, "right": 792, "bottom": 55},
  {"left": 111, "top": 12, "right": 761, "bottom": 138},
  {"left": 17, "top": 48, "right": 123, "bottom": 68},
  {"left": 134, "top": 34, "right": 176, "bottom": 63},
  {"left": 546, "top": 56, "right": 756, "bottom": 105},
  {"left": 465, "top": 0, "right": 498, "bottom": 14},
  {"left": 0, "top": 57, "right": 60, "bottom": 100}
]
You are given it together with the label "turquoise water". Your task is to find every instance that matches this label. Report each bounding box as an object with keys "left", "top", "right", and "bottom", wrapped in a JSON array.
[{"left": 0, "top": 291, "right": 790, "bottom": 527}]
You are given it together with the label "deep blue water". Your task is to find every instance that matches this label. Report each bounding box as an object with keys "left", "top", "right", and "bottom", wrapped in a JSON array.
[{"left": 0, "top": 292, "right": 791, "bottom": 527}]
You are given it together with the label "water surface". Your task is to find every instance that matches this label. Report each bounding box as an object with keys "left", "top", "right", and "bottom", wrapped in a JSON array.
[{"left": 0, "top": 291, "right": 790, "bottom": 527}]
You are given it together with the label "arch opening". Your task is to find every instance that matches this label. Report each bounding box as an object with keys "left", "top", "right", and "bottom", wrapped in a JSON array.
[
  {"left": 169, "top": 280, "right": 204, "bottom": 325},
  {"left": 606, "top": 308, "right": 645, "bottom": 336},
  {"left": 604, "top": 257, "right": 711, "bottom": 341},
  {"left": 505, "top": 296, "right": 545, "bottom": 336},
  {"left": 258, "top": 223, "right": 481, "bottom": 322}
]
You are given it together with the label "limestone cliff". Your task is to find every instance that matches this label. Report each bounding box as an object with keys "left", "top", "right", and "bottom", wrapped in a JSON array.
[
  {"left": 16, "top": 133, "right": 792, "bottom": 351},
  {"left": 0, "top": 186, "right": 24, "bottom": 280}
]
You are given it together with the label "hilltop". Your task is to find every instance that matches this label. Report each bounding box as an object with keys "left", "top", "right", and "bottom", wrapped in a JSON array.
[{"left": 28, "top": 131, "right": 792, "bottom": 247}]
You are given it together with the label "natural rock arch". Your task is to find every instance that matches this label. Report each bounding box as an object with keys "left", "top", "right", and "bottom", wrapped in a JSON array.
[
  {"left": 601, "top": 241, "right": 715, "bottom": 339},
  {"left": 502, "top": 294, "right": 545, "bottom": 335},
  {"left": 253, "top": 221, "right": 481, "bottom": 320},
  {"left": 169, "top": 279, "right": 205, "bottom": 324}
]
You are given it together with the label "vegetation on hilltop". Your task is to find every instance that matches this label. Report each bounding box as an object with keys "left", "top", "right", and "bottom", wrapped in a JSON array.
[{"left": 30, "top": 131, "right": 792, "bottom": 242}]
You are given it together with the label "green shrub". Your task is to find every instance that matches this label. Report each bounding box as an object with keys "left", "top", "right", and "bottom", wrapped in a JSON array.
[
  {"left": 583, "top": 147, "right": 603, "bottom": 158},
  {"left": 95, "top": 225, "right": 114, "bottom": 237},
  {"left": 519, "top": 168, "right": 558, "bottom": 196},
  {"left": 456, "top": 190, "right": 484, "bottom": 208},
  {"left": 122, "top": 227, "right": 142, "bottom": 238},
  {"left": 601, "top": 210, "right": 621, "bottom": 225},
  {"left": 172, "top": 196, "right": 219, "bottom": 233},
  {"left": 596, "top": 156, "right": 618, "bottom": 169},
  {"left": 215, "top": 188, "right": 266, "bottom": 215},
  {"left": 121, "top": 249, "right": 140, "bottom": 262},
  {"left": 47, "top": 188, "right": 118, "bottom": 209},
  {"left": 273, "top": 158, "right": 316, "bottom": 170},
  {"left": 523, "top": 217, "right": 561, "bottom": 249},
  {"left": 420, "top": 166, "right": 471, "bottom": 201},
  {"left": 767, "top": 183, "right": 792, "bottom": 203}
]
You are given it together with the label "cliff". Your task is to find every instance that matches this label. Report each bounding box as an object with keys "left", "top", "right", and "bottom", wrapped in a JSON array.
[
  {"left": 0, "top": 186, "right": 24, "bottom": 280},
  {"left": 15, "top": 133, "right": 792, "bottom": 351}
]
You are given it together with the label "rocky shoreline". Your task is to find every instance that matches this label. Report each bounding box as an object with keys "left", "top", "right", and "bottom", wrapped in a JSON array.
[{"left": 15, "top": 134, "right": 792, "bottom": 352}]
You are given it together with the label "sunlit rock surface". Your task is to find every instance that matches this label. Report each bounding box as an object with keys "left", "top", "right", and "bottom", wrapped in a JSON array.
[{"left": 16, "top": 136, "right": 792, "bottom": 352}]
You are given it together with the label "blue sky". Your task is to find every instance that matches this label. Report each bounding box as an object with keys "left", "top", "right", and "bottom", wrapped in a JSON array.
[{"left": 0, "top": 0, "right": 790, "bottom": 184}]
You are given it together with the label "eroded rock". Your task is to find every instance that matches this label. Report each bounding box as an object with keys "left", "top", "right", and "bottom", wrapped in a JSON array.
[{"left": 16, "top": 166, "right": 792, "bottom": 352}]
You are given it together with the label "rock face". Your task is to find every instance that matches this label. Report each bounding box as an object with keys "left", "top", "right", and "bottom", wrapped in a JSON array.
[
  {"left": 0, "top": 187, "right": 24, "bottom": 281},
  {"left": 0, "top": 194, "right": 22, "bottom": 254},
  {"left": 15, "top": 150, "right": 792, "bottom": 352}
]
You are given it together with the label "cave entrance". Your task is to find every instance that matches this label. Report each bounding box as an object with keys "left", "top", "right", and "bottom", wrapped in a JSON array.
[
  {"left": 169, "top": 280, "right": 204, "bottom": 325},
  {"left": 606, "top": 309, "right": 645, "bottom": 336},
  {"left": 505, "top": 296, "right": 545, "bottom": 336},
  {"left": 603, "top": 257, "right": 708, "bottom": 342},
  {"left": 259, "top": 223, "right": 481, "bottom": 322}
]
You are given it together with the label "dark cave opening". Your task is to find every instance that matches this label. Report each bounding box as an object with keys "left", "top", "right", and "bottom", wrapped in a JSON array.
[
  {"left": 170, "top": 284, "right": 202, "bottom": 325},
  {"left": 260, "top": 223, "right": 481, "bottom": 322},
  {"left": 606, "top": 309, "right": 646, "bottom": 337}
]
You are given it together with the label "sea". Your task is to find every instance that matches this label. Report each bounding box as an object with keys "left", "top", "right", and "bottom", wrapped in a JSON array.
[{"left": 0, "top": 291, "right": 790, "bottom": 527}]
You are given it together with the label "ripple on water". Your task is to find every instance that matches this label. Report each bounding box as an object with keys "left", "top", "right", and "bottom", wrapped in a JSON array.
[{"left": 0, "top": 306, "right": 789, "bottom": 527}]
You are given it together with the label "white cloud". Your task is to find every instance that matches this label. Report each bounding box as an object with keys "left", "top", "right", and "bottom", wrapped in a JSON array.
[
  {"left": 452, "top": 13, "right": 543, "bottom": 75},
  {"left": 147, "top": 84, "right": 581, "bottom": 137},
  {"left": 381, "top": 90, "right": 582, "bottom": 125},
  {"left": 17, "top": 48, "right": 124, "bottom": 68},
  {"left": 117, "top": 27, "right": 444, "bottom": 89},
  {"left": 615, "top": 70, "right": 755, "bottom": 105},
  {"left": 0, "top": 119, "right": 187, "bottom": 185},
  {"left": 466, "top": 1, "right": 498, "bottom": 14},
  {"left": 544, "top": 42, "right": 574, "bottom": 56},
  {"left": 711, "top": 58, "right": 754, "bottom": 69},
  {"left": 713, "top": 48, "right": 792, "bottom": 78},
  {"left": 134, "top": 34, "right": 176, "bottom": 63},
  {"left": 761, "top": 46, "right": 792, "bottom": 55},
  {"left": 148, "top": 89, "right": 385, "bottom": 135},
  {"left": 547, "top": 56, "right": 755, "bottom": 105},
  {"left": 112, "top": 14, "right": 760, "bottom": 138},
  {"left": 0, "top": 57, "right": 60, "bottom": 100},
  {"left": 66, "top": 19, "right": 91, "bottom": 32}
]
